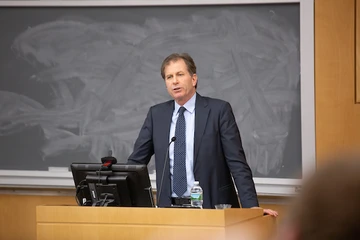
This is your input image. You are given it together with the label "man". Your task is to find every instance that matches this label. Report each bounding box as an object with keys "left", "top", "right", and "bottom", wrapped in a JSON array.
[{"left": 128, "top": 53, "right": 277, "bottom": 215}]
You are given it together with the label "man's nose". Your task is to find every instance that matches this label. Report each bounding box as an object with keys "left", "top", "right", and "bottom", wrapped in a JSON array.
[{"left": 172, "top": 76, "right": 179, "bottom": 84}]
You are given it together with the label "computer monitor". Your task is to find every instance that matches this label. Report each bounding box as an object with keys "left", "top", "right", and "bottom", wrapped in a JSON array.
[{"left": 71, "top": 163, "right": 155, "bottom": 207}]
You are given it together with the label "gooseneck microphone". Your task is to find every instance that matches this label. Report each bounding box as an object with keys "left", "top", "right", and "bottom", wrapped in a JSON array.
[{"left": 157, "top": 136, "right": 176, "bottom": 207}]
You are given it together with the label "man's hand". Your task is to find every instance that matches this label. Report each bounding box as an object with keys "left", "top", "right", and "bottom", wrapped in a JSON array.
[
  {"left": 263, "top": 208, "right": 278, "bottom": 217},
  {"left": 251, "top": 207, "right": 279, "bottom": 217}
]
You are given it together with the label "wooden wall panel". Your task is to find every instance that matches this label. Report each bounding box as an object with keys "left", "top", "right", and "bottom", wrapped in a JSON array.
[
  {"left": 0, "top": 193, "right": 76, "bottom": 240},
  {"left": 315, "top": 0, "right": 360, "bottom": 164},
  {"left": 357, "top": 0, "right": 360, "bottom": 102}
]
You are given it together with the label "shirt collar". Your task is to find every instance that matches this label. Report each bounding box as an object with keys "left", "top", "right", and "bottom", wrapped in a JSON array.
[{"left": 174, "top": 92, "right": 196, "bottom": 114}]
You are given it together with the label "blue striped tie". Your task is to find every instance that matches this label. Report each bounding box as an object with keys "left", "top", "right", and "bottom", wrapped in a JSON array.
[{"left": 173, "top": 106, "right": 187, "bottom": 197}]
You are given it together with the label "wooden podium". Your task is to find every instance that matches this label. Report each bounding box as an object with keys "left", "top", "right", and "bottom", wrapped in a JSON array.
[{"left": 36, "top": 206, "right": 276, "bottom": 240}]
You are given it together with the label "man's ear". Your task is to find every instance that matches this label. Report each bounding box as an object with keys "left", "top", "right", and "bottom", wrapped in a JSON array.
[{"left": 192, "top": 74, "right": 198, "bottom": 87}]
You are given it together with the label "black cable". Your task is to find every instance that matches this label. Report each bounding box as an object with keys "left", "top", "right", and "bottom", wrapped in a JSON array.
[
  {"left": 100, "top": 193, "right": 109, "bottom": 206},
  {"left": 75, "top": 179, "right": 87, "bottom": 206},
  {"left": 97, "top": 165, "right": 102, "bottom": 184}
]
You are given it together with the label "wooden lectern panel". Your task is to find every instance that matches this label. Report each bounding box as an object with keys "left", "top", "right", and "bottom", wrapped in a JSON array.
[
  {"left": 38, "top": 224, "right": 225, "bottom": 240},
  {"left": 36, "top": 206, "right": 274, "bottom": 240}
]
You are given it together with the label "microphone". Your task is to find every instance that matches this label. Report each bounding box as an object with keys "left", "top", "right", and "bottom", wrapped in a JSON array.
[
  {"left": 157, "top": 136, "right": 176, "bottom": 207},
  {"left": 101, "top": 150, "right": 117, "bottom": 170}
]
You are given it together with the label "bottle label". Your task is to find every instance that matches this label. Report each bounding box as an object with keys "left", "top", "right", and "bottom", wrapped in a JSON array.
[{"left": 190, "top": 193, "right": 202, "bottom": 200}]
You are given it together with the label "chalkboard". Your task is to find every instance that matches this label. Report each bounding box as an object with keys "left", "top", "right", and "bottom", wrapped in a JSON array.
[{"left": 0, "top": 0, "right": 315, "bottom": 195}]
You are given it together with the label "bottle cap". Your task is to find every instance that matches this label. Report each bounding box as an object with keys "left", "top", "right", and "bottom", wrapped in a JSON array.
[{"left": 194, "top": 181, "right": 199, "bottom": 185}]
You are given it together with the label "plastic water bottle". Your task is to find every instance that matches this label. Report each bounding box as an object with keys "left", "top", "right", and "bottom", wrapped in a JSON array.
[{"left": 190, "top": 181, "right": 203, "bottom": 208}]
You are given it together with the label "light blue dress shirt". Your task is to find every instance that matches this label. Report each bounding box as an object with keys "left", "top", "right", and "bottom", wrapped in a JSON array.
[{"left": 169, "top": 93, "right": 196, "bottom": 197}]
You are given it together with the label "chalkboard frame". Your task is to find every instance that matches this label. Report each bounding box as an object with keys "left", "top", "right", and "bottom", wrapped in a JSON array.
[{"left": 0, "top": 0, "right": 314, "bottom": 196}]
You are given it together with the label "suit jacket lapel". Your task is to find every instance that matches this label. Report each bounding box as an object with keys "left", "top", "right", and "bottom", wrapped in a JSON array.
[
  {"left": 194, "top": 93, "right": 210, "bottom": 172},
  {"left": 159, "top": 100, "right": 174, "bottom": 153},
  {"left": 158, "top": 100, "right": 174, "bottom": 206}
]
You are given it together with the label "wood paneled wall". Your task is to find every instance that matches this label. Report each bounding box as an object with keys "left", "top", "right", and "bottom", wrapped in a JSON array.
[
  {"left": 357, "top": 0, "right": 360, "bottom": 102},
  {"left": 315, "top": 0, "right": 360, "bottom": 164},
  {"left": 0, "top": 193, "right": 76, "bottom": 240},
  {"left": 1, "top": 0, "right": 359, "bottom": 239}
]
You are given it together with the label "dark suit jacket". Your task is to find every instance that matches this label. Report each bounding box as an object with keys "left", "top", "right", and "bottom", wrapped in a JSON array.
[{"left": 128, "top": 93, "right": 259, "bottom": 208}]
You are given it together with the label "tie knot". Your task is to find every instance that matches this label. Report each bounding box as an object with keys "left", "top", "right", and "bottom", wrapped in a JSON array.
[{"left": 178, "top": 106, "right": 186, "bottom": 116}]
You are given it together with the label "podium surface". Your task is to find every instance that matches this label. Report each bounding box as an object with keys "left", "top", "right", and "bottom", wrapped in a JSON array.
[{"left": 36, "top": 206, "right": 275, "bottom": 240}]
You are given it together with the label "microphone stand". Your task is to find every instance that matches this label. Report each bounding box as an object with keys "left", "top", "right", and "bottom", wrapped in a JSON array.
[{"left": 157, "top": 137, "right": 176, "bottom": 207}]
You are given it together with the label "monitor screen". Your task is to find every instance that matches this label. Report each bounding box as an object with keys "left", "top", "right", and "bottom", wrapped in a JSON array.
[{"left": 71, "top": 163, "right": 155, "bottom": 207}]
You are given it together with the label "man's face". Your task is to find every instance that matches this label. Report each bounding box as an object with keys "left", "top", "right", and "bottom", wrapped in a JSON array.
[{"left": 164, "top": 59, "right": 197, "bottom": 105}]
